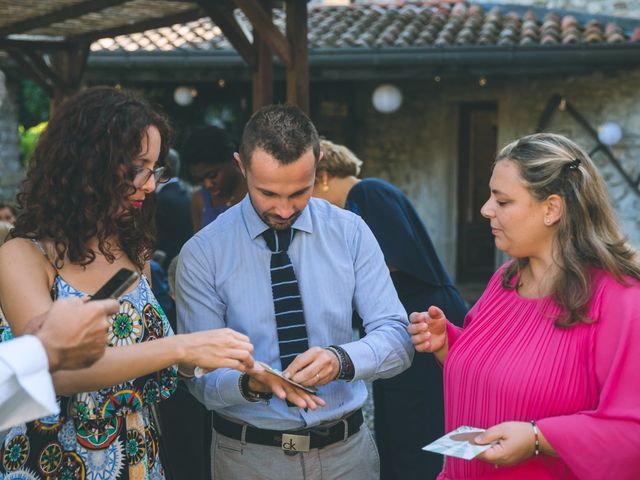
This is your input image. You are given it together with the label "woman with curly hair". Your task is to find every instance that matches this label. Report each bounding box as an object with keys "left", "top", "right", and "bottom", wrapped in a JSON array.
[
  {"left": 410, "top": 133, "right": 640, "bottom": 479},
  {"left": 0, "top": 86, "right": 254, "bottom": 479}
]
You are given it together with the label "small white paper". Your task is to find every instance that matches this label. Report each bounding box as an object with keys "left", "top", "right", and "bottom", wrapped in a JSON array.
[{"left": 422, "top": 426, "right": 491, "bottom": 460}]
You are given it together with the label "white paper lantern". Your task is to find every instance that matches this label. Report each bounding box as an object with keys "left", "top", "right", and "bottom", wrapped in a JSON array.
[
  {"left": 174, "top": 86, "right": 194, "bottom": 106},
  {"left": 597, "top": 122, "right": 622, "bottom": 146},
  {"left": 372, "top": 84, "right": 403, "bottom": 114}
]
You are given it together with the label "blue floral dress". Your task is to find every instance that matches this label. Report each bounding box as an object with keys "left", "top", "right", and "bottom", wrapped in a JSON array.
[{"left": 0, "top": 273, "right": 178, "bottom": 480}]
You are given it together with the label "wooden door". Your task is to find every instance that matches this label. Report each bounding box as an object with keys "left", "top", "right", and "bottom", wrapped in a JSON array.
[{"left": 456, "top": 103, "right": 498, "bottom": 291}]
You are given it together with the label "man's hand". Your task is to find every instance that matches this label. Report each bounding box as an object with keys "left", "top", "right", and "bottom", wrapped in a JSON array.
[
  {"left": 246, "top": 363, "right": 326, "bottom": 410},
  {"left": 35, "top": 297, "right": 118, "bottom": 372},
  {"left": 284, "top": 347, "right": 340, "bottom": 386}
]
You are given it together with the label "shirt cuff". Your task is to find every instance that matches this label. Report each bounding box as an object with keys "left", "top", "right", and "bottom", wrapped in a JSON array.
[
  {"left": 338, "top": 340, "right": 376, "bottom": 381},
  {"left": 0, "top": 336, "right": 59, "bottom": 429},
  {"left": 199, "top": 368, "right": 259, "bottom": 407}
]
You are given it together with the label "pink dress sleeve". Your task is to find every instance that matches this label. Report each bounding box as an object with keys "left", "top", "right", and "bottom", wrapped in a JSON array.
[{"left": 537, "top": 275, "right": 640, "bottom": 480}]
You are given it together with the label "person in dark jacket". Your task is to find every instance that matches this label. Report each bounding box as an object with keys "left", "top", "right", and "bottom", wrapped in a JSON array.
[{"left": 313, "top": 139, "right": 467, "bottom": 480}]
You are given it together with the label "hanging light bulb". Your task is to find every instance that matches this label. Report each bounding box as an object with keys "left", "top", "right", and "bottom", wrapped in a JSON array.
[
  {"left": 372, "top": 84, "right": 403, "bottom": 114},
  {"left": 597, "top": 122, "right": 622, "bottom": 146}
]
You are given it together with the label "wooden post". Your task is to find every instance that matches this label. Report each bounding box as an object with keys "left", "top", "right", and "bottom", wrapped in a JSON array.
[
  {"left": 285, "top": 0, "right": 309, "bottom": 113},
  {"left": 49, "top": 44, "right": 90, "bottom": 113},
  {"left": 252, "top": 0, "right": 274, "bottom": 111}
]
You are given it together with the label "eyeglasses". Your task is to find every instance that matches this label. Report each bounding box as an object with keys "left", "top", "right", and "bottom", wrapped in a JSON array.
[{"left": 131, "top": 166, "right": 168, "bottom": 188}]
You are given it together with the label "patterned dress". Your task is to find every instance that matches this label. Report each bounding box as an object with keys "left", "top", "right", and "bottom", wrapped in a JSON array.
[{"left": 0, "top": 274, "right": 178, "bottom": 480}]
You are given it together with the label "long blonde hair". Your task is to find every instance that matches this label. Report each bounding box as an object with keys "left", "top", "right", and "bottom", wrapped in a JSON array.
[{"left": 498, "top": 133, "right": 640, "bottom": 326}]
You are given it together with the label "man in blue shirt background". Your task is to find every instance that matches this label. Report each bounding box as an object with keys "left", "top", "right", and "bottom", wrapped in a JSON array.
[{"left": 176, "top": 104, "right": 413, "bottom": 479}]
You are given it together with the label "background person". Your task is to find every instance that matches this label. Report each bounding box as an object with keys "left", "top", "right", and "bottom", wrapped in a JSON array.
[
  {"left": 182, "top": 126, "right": 246, "bottom": 232},
  {"left": 0, "top": 86, "right": 254, "bottom": 479},
  {"left": 155, "top": 148, "right": 193, "bottom": 270},
  {"left": 410, "top": 133, "right": 640, "bottom": 479},
  {"left": 0, "top": 202, "right": 17, "bottom": 225},
  {"left": 313, "top": 139, "right": 467, "bottom": 480}
]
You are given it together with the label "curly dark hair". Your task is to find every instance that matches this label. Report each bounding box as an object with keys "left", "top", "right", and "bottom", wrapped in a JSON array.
[{"left": 12, "top": 86, "right": 172, "bottom": 270}]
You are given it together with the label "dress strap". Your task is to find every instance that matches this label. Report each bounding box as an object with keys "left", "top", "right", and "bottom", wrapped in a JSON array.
[
  {"left": 31, "top": 238, "right": 49, "bottom": 258},
  {"left": 30, "top": 239, "right": 58, "bottom": 299}
]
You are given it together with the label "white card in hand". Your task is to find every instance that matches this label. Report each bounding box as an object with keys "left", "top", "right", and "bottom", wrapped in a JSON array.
[
  {"left": 256, "top": 361, "right": 318, "bottom": 394},
  {"left": 422, "top": 426, "right": 491, "bottom": 460}
]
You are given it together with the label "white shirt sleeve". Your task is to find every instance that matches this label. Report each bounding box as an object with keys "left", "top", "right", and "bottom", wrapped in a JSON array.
[{"left": 0, "top": 335, "right": 59, "bottom": 431}]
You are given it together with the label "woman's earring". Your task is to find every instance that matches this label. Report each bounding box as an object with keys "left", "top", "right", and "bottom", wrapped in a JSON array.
[
  {"left": 544, "top": 218, "right": 551, "bottom": 226},
  {"left": 321, "top": 181, "right": 329, "bottom": 192}
]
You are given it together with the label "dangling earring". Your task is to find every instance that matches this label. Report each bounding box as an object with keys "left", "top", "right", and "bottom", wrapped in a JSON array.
[{"left": 321, "top": 181, "right": 329, "bottom": 192}]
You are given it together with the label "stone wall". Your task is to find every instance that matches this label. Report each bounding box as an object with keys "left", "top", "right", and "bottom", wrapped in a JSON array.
[
  {"left": 351, "top": 68, "right": 640, "bottom": 274},
  {"left": 0, "top": 71, "right": 22, "bottom": 203}
]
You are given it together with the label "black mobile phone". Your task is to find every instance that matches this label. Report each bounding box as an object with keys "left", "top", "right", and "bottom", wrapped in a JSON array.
[{"left": 90, "top": 268, "right": 139, "bottom": 300}]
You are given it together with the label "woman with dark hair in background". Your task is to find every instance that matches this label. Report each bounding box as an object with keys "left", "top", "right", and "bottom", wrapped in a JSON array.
[
  {"left": 410, "top": 133, "right": 640, "bottom": 479},
  {"left": 0, "top": 86, "right": 254, "bottom": 479},
  {"left": 313, "top": 139, "right": 467, "bottom": 480},
  {"left": 182, "top": 126, "right": 246, "bottom": 232}
]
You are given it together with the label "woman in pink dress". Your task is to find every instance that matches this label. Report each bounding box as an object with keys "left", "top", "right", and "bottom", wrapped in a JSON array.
[{"left": 409, "top": 132, "right": 640, "bottom": 479}]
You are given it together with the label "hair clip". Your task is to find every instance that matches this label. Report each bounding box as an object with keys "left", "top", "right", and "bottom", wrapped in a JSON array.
[{"left": 566, "top": 158, "right": 581, "bottom": 171}]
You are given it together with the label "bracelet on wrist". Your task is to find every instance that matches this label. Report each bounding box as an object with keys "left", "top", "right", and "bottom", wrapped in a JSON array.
[
  {"left": 325, "top": 346, "right": 343, "bottom": 379},
  {"left": 530, "top": 420, "right": 540, "bottom": 456},
  {"left": 326, "top": 345, "right": 355, "bottom": 381},
  {"left": 177, "top": 366, "right": 195, "bottom": 379}
]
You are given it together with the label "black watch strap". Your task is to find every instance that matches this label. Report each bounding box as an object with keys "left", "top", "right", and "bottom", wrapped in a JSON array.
[{"left": 239, "top": 373, "right": 273, "bottom": 402}]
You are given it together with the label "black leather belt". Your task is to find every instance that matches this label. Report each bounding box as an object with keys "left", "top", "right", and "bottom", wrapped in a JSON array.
[{"left": 211, "top": 409, "right": 363, "bottom": 452}]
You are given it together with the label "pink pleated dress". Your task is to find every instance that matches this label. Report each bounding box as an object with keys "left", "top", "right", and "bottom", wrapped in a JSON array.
[{"left": 438, "top": 265, "right": 640, "bottom": 480}]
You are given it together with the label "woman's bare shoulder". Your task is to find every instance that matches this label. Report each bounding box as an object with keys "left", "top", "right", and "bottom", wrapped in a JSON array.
[{"left": 0, "top": 237, "right": 55, "bottom": 280}]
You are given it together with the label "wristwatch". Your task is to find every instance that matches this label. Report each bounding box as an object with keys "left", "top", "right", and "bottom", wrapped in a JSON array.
[{"left": 239, "top": 373, "right": 272, "bottom": 402}]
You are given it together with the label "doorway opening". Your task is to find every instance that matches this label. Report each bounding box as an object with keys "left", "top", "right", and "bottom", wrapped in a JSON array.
[{"left": 456, "top": 102, "right": 498, "bottom": 304}]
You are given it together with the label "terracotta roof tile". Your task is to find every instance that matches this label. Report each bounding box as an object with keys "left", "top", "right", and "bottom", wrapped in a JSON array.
[{"left": 91, "top": 1, "right": 640, "bottom": 54}]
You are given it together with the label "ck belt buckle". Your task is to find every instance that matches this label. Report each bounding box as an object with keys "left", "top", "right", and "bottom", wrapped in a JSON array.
[{"left": 281, "top": 433, "right": 310, "bottom": 454}]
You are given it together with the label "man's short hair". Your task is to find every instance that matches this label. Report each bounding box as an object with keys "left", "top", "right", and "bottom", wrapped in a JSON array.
[{"left": 239, "top": 104, "right": 320, "bottom": 168}]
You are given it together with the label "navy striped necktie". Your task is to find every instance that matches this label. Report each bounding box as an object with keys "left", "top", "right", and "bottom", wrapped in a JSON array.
[{"left": 262, "top": 228, "right": 309, "bottom": 370}]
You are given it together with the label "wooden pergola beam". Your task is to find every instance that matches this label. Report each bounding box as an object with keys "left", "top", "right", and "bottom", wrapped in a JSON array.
[
  {"left": 23, "top": 50, "right": 63, "bottom": 87},
  {"left": 0, "top": 38, "right": 75, "bottom": 50},
  {"left": 49, "top": 44, "right": 90, "bottom": 111},
  {"left": 198, "top": 0, "right": 255, "bottom": 67},
  {"left": 285, "top": 0, "right": 308, "bottom": 113},
  {"left": 252, "top": 0, "right": 274, "bottom": 110},
  {"left": 66, "top": 9, "right": 204, "bottom": 43},
  {"left": 6, "top": 49, "right": 53, "bottom": 96},
  {"left": 0, "top": 0, "right": 131, "bottom": 37},
  {"left": 233, "top": 0, "right": 292, "bottom": 67}
]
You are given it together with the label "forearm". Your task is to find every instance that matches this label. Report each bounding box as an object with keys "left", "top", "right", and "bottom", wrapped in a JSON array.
[
  {"left": 433, "top": 343, "right": 449, "bottom": 364},
  {"left": 538, "top": 428, "right": 558, "bottom": 457},
  {"left": 186, "top": 368, "right": 250, "bottom": 409},
  {"left": 341, "top": 322, "right": 413, "bottom": 381},
  {"left": 52, "top": 335, "right": 185, "bottom": 395}
]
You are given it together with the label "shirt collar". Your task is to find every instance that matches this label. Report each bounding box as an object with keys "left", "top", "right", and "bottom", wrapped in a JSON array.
[{"left": 241, "top": 194, "right": 314, "bottom": 240}]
